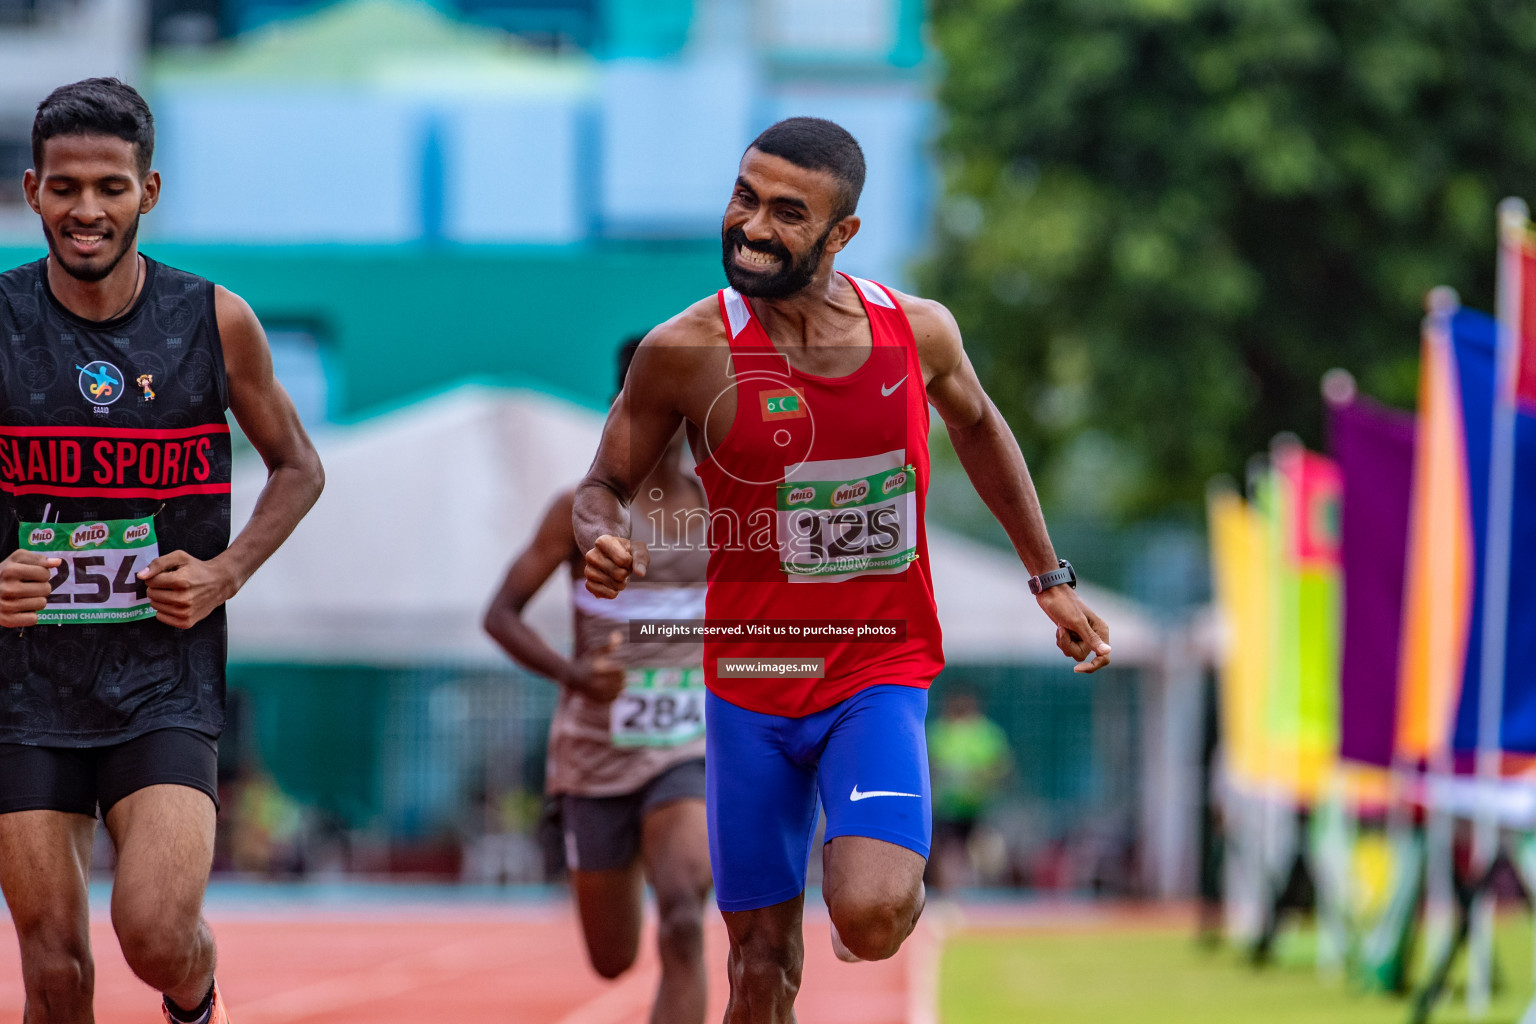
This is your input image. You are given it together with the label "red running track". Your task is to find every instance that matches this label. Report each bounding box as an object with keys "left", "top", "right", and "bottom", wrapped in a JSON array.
[{"left": 0, "top": 900, "right": 936, "bottom": 1023}]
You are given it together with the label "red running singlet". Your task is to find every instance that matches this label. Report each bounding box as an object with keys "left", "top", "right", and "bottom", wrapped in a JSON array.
[{"left": 694, "top": 273, "right": 945, "bottom": 717}]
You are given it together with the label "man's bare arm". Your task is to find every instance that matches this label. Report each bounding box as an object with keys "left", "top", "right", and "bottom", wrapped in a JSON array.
[
  {"left": 913, "top": 298, "right": 1056, "bottom": 575},
  {"left": 138, "top": 287, "right": 324, "bottom": 627},
  {"left": 484, "top": 490, "right": 627, "bottom": 702},
  {"left": 905, "top": 294, "right": 1111, "bottom": 673},
  {"left": 573, "top": 328, "right": 689, "bottom": 597}
]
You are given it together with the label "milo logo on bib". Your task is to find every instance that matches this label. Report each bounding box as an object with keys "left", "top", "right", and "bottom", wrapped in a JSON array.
[
  {"left": 20, "top": 515, "right": 160, "bottom": 624},
  {"left": 776, "top": 459, "right": 918, "bottom": 580},
  {"left": 69, "top": 522, "right": 109, "bottom": 548},
  {"left": 831, "top": 480, "right": 869, "bottom": 506}
]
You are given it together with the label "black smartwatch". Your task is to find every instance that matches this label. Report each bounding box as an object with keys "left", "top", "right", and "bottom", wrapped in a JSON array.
[{"left": 1028, "top": 558, "right": 1077, "bottom": 595}]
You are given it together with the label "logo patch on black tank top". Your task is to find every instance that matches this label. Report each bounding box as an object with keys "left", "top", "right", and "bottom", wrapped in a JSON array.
[{"left": 76, "top": 360, "right": 124, "bottom": 405}]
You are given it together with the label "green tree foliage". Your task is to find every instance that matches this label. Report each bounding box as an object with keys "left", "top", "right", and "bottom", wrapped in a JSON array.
[{"left": 924, "top": 0, "right": 1536, "bottom": 518}]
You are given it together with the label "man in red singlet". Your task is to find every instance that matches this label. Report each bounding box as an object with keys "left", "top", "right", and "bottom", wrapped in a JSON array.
[{"left": 574, "top": 117, "right": 1111, "bottom": 1023}]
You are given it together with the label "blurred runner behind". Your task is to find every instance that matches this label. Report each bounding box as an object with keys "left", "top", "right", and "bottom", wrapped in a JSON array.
[
  {"left": 927, "top": 687, "right": 1012, "bottom": 890},
  {"left": 484, "top": 336, "right": 712, "bottom": 1024}
]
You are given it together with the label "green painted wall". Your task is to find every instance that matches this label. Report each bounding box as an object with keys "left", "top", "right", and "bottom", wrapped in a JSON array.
[
  {"left": 0, "top": 241, "right": 723, "bottom": 417},
  {"left": 227, "top": 663, "right": 388, "bottom": 827}
]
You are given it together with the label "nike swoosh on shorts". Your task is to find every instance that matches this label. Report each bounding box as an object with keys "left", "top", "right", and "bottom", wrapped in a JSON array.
[
  {"left": 881, "top": 376, "right": 907, "bottom": 397},
  {"left": 849, "top": 784, "right": 921, "bottom": 802}
]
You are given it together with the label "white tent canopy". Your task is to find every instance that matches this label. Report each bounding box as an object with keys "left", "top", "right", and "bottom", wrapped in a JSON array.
[{"left": 228, "top": 385, "right": 1161, "bottom": 667}]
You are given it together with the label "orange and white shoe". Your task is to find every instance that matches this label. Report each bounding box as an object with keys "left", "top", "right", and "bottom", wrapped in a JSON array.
[
  {"left": 830, "top": 921, "right": 863, "bottom": 963},
  {"left": 161, "top": 980, "right": 230, "bottom": 1024}
]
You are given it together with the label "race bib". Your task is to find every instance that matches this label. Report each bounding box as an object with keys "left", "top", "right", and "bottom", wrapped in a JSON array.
[
  {"left": 610, "top": 667, "right": 705, "bottom": 748},
  {"left": 20, "top": 517, "right": 159, "bottom": 624},
  {"left": 777, "top": 463, "right": 918, "bottom": 580}
]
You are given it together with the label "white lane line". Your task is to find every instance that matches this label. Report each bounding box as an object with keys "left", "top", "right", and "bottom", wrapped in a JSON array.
[{"left": 908, "top": 903, "right": 957, "bottom": 1024}]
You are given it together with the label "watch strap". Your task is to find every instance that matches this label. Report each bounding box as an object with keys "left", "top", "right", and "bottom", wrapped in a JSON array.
[{"left": 1028, "top": 559, "right": 1076, "bottom": 595}]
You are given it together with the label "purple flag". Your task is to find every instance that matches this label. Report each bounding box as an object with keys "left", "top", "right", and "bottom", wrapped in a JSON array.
[{"left": 1331, "top": 395, "right": 1416, "bottom": 767}]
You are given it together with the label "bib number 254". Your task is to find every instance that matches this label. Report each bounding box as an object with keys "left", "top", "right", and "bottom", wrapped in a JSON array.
[{"left": 19, "top": 517, "right": 160, "bottom": 624}]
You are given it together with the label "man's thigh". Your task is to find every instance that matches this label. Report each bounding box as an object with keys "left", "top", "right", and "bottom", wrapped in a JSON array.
[
  {"left": 102, "top": 731, "right": 219, "bottom": 928},
  {"left": 106, "top": 785, "right": 216, "bottom": 929},
  {"left": 817, "top": 683, "right": 932, "bottom": 860},
  {"left": 706, "top": 693, "right": 820, "bottom": 912},
  {"left": 638, "top": 758, "right": 710, "bottom": 896},
  {"left": 0, "top": 809, "right": 96, "bottom": 939},
  {"left": 0, "top": 743, "right": 99, "bottom": 940}
]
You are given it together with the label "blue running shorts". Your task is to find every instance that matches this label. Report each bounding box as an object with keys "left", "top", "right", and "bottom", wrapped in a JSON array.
[{"left": 706, "top": 683, "right": 931, "bottom": 912}]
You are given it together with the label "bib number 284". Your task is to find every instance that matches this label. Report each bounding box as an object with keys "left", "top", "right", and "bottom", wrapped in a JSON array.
[
  {"left": 610, "top": 668, "right": 705, "bottom": 748},
  {"left": 19, "top": 517, "right": 160, "bottom": 624}
]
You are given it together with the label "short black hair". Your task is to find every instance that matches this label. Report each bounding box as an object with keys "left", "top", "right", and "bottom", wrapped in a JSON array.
[
  {"left": 747, "top": 117, "right": 865, "bottom": 222},
  {"left": 32, "top": 78, "right": 155, "bottom": 178},
  {"left": 616, "top": 333, "right": 646, "bottom": 394}
]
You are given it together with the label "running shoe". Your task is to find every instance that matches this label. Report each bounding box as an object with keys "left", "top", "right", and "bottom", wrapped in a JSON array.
[
  {"left": 161, "top": 980, "right": 230, "bottom": 1024},
  {"left": 830, "top": 921, "right": 863, "bottom": 963}
]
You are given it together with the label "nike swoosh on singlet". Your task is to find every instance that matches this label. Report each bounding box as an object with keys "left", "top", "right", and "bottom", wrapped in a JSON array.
[
  {"left": 849, "top": 784, "right": 922, "bottom": 802},
  {"left": 881, "top": 376, "right": 908, "bottom": 397}
]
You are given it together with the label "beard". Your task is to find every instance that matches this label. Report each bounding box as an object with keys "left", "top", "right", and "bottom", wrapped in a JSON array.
[
  {"left": 721, "top": 222, "right": 833, "bottom": 299},
  {"left": 44, "top": 214, "right": 139, "bottom": 284}
]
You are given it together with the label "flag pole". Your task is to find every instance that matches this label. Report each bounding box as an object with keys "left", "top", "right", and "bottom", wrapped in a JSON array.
[{"left": 1468, "top": 196, "right": 1530, "bottom": 1017}]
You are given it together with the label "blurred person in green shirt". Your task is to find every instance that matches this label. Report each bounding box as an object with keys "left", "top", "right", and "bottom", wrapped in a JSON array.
[{"left": 927, "top": 687, "right": 1012, "bottom": 890}]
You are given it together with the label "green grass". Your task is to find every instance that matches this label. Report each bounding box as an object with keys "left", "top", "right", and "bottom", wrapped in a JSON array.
[{"left": 940, "top": 918, "right": 1536, "bottom": 1024}]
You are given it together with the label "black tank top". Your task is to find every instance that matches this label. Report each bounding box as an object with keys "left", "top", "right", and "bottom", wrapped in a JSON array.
[{"left": 0, "top": 256, "right": 232, "bottom": 746}]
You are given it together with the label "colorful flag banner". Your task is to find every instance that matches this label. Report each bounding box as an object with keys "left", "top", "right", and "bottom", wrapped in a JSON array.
[
  {"left": 1330, "top": 396, "right": 1415, "bottom": 768},
  {"left": 1449, "top": 311, "right": 1536, "bottom": 755},
  {"left": 1513, "top": 228, "right": 1536, "bottom": 409},
  {"left": 1268, "top": 442, "right": 1341, "bottom": 796},
  {"left": 1396, "top": 310, "right": 1474, "bottom": 764},
  {"left": 1208, "top": 484, "right": 1277, "bottom": 791},
  {"left": 1208, "top": 446, "right": 1341, "bottom": 801}
]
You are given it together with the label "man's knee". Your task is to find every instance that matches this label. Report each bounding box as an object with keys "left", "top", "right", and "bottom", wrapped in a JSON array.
[
  {"left": 113, "top": 905, "right": 200, "bottom": 983},
  {"left": 17, "top": 932, "right": 93, "bottom": 1016},
  {"left": 656, "top": 893, "right": 705, "bottom": 963},
  {"left": 827, "top": 890, "right": 922, "bottom": 961},
  {"left": 729, "top": 929, "right": 802, "bottom": 1000},
  {"left": 731, "top": 952, "right": 802, "bottom": 1005},
  {"left": 587, "top": 943, "right": 638, "bottom": 980}
]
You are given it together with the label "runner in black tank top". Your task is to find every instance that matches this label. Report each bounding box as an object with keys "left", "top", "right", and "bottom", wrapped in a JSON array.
[
  {"left": 0, "top": 79, "right": 324, "bottom": 1024},
  {"left": 0, "top": 254, "right": 231, "bottom": 743}
]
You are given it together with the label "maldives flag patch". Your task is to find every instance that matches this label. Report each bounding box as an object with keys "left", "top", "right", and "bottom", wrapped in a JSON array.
[{"left": 761, "top": 387, "right": 807, "bottom": 421}]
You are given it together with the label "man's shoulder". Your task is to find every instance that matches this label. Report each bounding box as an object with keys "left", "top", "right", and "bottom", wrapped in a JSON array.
[
  {"left": 143, "top": 254, "right": 212, "bottom": 289},
  {"left": 643, "top": 294, "right": 730, "bottom": 354},
  {"left": 0, "top": 257, "right": 43, "bottom": 294},
  {"left": 881, "top": 286, "right": 956, "bottom": 334}
]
